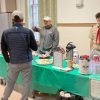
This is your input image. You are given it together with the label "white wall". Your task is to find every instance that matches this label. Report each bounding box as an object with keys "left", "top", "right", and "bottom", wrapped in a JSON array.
[
  {"left": 57, "top": 0, "right": 100, "bottom": 55},
  {"left": 58, "top": 27, "right": 90, "bottom": 55},
  {"left": 57, "top": 0, "right": 100, "bottom": 23}
]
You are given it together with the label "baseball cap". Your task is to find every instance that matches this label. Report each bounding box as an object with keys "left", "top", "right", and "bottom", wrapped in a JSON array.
[
  {"left": 12, "top": 10, "right": 24, "bottom": 20},
  {"left": 43, "top": 16, "right": 51, "bottom": 21}
]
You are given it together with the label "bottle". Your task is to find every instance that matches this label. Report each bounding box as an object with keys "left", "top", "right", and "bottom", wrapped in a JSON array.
[
  {"left": 79, "top": 58, "right": 89, "bottom": 74},
  {"left": 89, "top": 55, "right": 100, "bottom": 74},
  {"left": 73, "top": 50, "right": 79, "bottom": 64}
]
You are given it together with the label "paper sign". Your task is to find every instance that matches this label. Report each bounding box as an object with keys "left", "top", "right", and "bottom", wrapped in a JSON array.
[
  {"left": 91, "top": 79, "right": 100, "bottom": 98},
  {"left": 53, "top": 51, "right": 63, "bottom": 67}
]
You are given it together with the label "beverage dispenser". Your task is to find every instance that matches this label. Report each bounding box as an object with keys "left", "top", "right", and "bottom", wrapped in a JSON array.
[{"left": 66, "top": 42, "right": 76, "bottom": 60}]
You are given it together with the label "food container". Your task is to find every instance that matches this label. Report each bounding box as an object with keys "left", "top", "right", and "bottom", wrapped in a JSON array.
[{"left": 79, "top": 59, "right": 89, "bottom": 74}]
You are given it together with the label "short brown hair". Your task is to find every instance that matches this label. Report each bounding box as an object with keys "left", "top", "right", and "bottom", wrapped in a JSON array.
[
  {"left": 13, "top": 15, "right": 22, "bottom": 22},
  {"left": 95, "top": 12, "right": 100, "bottom": 18}
]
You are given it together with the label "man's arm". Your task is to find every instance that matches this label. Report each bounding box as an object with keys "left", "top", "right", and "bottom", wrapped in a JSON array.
[
  {"left": 52, "top": 27, "right": 59, "bottom": 51},
  {"left": 47, "top": 27, "right": 59, "bottom": 55},
  {"left": 29, "top": 30, "right": 38, "bottom": 51},
  {"left": 90, "top": 39, "right": 93, "bottom": 50},
  {"left": 32, "top": 26, "right": 41, "bottom": 32},
  {"left": 89, "top": 27, "right": 94, "bottom": 50},
  {"left": 1, "top": 33, "right": 10, "bottom": 63}
]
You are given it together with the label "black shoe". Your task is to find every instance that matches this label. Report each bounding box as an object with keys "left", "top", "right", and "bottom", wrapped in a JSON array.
[
  {"left": 1, "top": 97, "right": 3, "bottom": 100},
  {"left": 1, "top": 97, "right": 8, "bottom": 100}
]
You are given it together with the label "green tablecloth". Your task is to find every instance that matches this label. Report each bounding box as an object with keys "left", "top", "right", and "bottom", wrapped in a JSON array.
[
  {"left": 0, "top": 55, "right": 22, "bottom": 83},
  {"left": 0, "top": 55, "right": 92, "bottom": 96}
]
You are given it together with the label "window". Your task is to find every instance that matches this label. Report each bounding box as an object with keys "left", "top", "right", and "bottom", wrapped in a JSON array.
[
  {"left": 27, "top": 0, "right": 39, "bottom": 41},
  {"left": 27, "top": 0, "right": 57, "bottom": 41}
]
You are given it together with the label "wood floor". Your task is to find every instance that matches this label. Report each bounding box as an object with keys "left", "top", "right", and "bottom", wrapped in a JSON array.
[
  {"left": 0, "top": 85, "right": 56, "bottom": 100},
  {"left": 0, "top": 85, "right": 33, "bottom": 100}
]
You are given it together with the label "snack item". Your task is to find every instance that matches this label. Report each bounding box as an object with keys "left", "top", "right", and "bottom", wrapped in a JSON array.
[
  {"left": 36, "top": 59, "right": 53, "bottom": 65},
  {"left": 39, "top": 54, "right": 50, "bottom": 59}
]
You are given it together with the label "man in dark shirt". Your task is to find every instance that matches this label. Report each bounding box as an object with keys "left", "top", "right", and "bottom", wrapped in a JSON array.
[{"left": 1, "top": 10, "right": 38, "bottom": 100}]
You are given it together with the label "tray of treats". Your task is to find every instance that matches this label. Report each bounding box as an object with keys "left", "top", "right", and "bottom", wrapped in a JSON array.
[{"left": 36, "top": 59, "right": 53, "bottom": 65}]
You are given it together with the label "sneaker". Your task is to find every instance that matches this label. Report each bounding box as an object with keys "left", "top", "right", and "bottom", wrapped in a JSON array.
[
  {"left": 0, "top": 97, "right": 3, "bottom": 100},
  {"left": 0, "top": 97, "right": 8, "bottom": 100}
]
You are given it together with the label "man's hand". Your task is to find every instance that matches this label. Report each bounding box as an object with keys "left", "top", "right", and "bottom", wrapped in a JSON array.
[{"left": 32, "top": 26, "right": 41, "bottom": 32}]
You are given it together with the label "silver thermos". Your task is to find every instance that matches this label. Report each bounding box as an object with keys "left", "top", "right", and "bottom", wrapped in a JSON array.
[{"left": 66, "top": 42, "right": 76, "bottom": 60}]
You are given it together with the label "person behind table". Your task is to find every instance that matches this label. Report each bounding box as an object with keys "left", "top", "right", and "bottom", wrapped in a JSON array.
[
  {"left": 33, "top": 16, "right": 59, "bottom": 55},
  {"left": 1, "top": 10, "right": 38, "bottom": 100},
  {"left": 89, "top": 12, "right": 100, "bottom": 60}
]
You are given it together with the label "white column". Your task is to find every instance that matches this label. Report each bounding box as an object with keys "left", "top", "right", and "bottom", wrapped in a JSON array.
[
  {"left": 0, "top": 0, "right": 6, "bottom": 12},
  {"left": 16, "top": 0, "right": 27, "bottom": 25}
]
